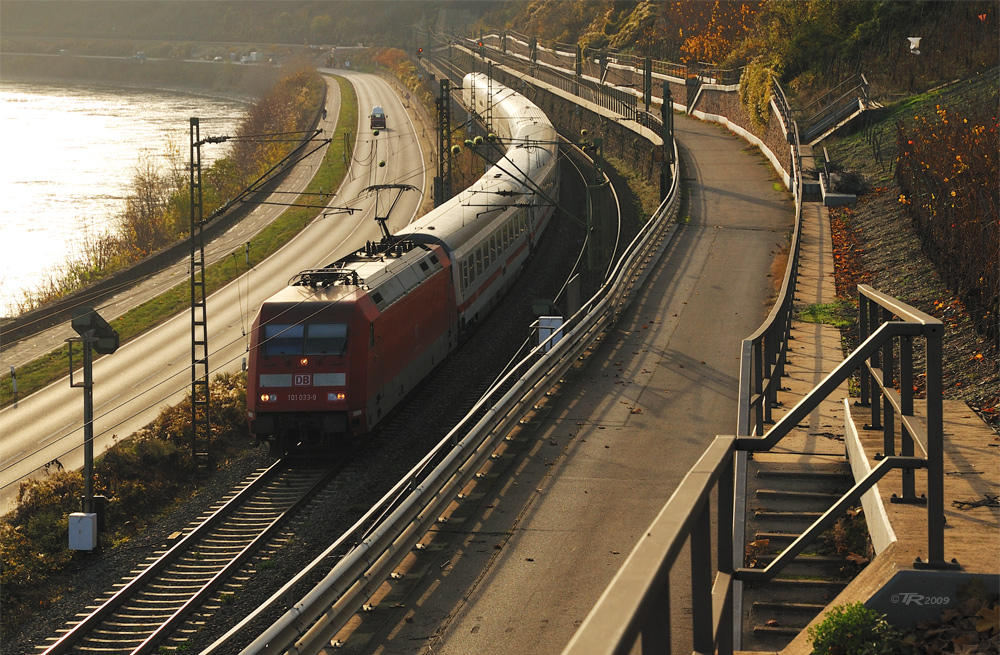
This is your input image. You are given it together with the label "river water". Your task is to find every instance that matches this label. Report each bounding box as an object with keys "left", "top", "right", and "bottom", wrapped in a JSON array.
[{"left": 0, "top": 80, "right": 248, "bottom": 317}]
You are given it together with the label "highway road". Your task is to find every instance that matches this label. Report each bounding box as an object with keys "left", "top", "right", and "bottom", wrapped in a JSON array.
[{"left": 0, "top": 70, "right": 430, "bottom": 513}]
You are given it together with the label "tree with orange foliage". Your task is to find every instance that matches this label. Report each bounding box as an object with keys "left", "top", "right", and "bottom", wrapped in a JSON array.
[{"left": 660, "top": 1, "right": 764, "bottom": 64}]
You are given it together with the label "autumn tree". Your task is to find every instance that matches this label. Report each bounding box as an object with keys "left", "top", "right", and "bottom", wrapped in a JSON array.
[
  {"left": 660, "top": 1, "right": 764, "bottom": 64},
  {"left": 116, "top": 154, "right": 175, "bottom": 258}
]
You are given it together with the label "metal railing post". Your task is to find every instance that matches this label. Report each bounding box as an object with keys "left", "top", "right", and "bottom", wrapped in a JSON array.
[
  {"left": 858, "top": 291, "right": 871, "bottom": 407},
  {"left": 895, "top": 335, "right": 920, "bottom": 502},
  {"left": 881, "top": 309, "right": 896, "bottom": 458},
  {"left": 718, "top": 450, "right": 735, "bottom": 655},
  {"left": 642, "top": 584, "right": 671, "bottom": 654},
  {"left": 754, "top": 339, "right": 765, "bottom": 434},
  {"left": 691, "top": 507, "right": 713, "bottom": 652},
  {"left": 867, "top": 298, "right": 883, "bottom": 430},
  {"left": 917, "top": 320, "right": 954, "bottom": 568},
  {"left": 764, "top": 334, "right": 776, "bottom": 424}
]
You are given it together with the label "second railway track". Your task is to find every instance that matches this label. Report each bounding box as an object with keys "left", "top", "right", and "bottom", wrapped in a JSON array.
[{"left": 40, "top": 461, "right": 335, "bottom": 655}]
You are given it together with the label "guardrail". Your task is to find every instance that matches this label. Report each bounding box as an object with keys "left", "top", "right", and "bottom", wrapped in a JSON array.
[
  {"left": 734, "top": 283, "right": 955, "bottom": 571},
  {"left": 559, "top": 99, "right": 806, "bottom": 655},
  {"left": 854, "top": 284, "right": 953, "bottom": 569},
  {"left": 200, "top": 87, "right": 681, "bottom": 654},
  {"left": 739, "top": 117, "right": 804, "bottom": 438}
]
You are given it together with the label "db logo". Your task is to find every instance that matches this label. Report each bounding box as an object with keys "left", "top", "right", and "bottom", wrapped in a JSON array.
[{"left": 294, "top": 374, "right": 312, "bottom": 387}]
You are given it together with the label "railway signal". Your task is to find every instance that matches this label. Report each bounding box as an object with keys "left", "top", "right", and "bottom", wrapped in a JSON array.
[{"left": 68, "top": 305, "right": 120, "bottom": 550}]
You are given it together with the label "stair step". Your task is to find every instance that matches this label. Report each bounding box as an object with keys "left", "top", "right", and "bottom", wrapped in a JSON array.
[
  {"left": 753, "top": 624, "right": 803, "bottom": 637},
  {"left": 754, "top": 509, "right": 823, "bottom": 518},
  {"left": 753, "top": 601, "right": 826, "bottom": 613},
  {"left": 749, "top": 599, "right": 829, "bottom": 631},
  {"left": 756, "top": 489, "right": 841, "bottom": 501},
  {"left": 751, "top": 509, "right": 824, "bottom": 533},
  {"left": 745, "top": 577, "right": 847, "bottom": 605},
  {"left": 754, "top": 471, "right": 851, "bottom": 494},
  {"left": 743, "top": 450, "right": 855, "bottom": 652},
  {"left": 754, "top": 554, "right": 852, "bottom": 577},
  {"left": 755, "top": 489, "right": 843, "bottom": 512},
  {"left": 753, "top": 531, "right": 833, "bottom": 547},
  {"left": 755, "top": 468, "right": 851, "bottom": 480}
]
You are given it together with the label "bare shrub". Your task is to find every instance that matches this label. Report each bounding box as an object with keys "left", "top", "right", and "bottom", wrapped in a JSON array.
[{"left": 115, "top": 154, "right": 175, "bottom": 258}]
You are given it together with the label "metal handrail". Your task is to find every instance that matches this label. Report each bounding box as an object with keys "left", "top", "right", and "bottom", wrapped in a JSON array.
[
  {"left": 561, "top": 436, "right": 737, "bottom": 655},
  {"left": 738, "top": 110, "right": 804, "bottom": 438},
  {"left": 562, "top": 287, "right": 954, "bottom": 654},
  {"left": 736, "top": 455, "right": 927, "bottom": 583},
  {"left": 798, "top": 73, "right": 869, "bottom": 115},
  {"left": 856, "top": 284, "right": 951, "bottom": 568}
]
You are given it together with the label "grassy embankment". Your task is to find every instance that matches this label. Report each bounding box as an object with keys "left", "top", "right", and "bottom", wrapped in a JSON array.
[
  {"left": 0, "top": 75, "right": 357, "bottom": 409},
  {"left": 800, "top": 70, "right": 999, "bottom": 418}
]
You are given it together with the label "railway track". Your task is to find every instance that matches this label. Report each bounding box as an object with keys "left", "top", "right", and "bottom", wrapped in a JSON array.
[{"left": 39, "top": 461, "right": 335, "bottom": 655}]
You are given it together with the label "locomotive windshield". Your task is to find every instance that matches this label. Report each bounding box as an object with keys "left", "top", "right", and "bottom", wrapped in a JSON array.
[
  {"left": 304, "top": 323, "right": 348, "bottom": 355},
  {"left": 263, "top": 323, "right": 348, "bottom": 356}
]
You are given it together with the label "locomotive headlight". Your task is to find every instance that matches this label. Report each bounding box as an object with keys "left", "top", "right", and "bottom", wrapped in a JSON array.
[
  {"left": 299, "top": 357, "right": 309, "bottom": 366},
  {"left": 260, "top": 393, "right": 278, "bottom": 403},
  {"left": 328, "top": 392, "right": 346, "bottom": 401}
]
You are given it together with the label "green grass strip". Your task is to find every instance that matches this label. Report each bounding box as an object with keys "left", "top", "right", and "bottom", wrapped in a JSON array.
[
  {"left": 1, "top": 75, "right": 357, "bottom": 408},
  {"left": 797, "top": 300, "right": 856, "bottom": 329}
]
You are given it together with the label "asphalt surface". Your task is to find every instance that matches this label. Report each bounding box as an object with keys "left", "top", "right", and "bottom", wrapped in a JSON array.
[
  {"left": 0, "top": 70, "right": 432, "bottom": 514},
  {"left": 328, "top": 114, "right": 795, "bottom": 654}
]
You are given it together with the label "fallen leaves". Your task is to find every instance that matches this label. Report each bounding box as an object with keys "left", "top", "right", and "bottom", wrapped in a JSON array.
[{"left": 901, "top": 582, "right": 1000, "bottom": 655}]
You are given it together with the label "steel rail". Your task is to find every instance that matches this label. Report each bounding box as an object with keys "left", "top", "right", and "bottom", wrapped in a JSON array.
[{"left": 41, "top": 461, "right": 333, "bottom": 655}]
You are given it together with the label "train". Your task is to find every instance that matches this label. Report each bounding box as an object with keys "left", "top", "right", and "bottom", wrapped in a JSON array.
[{"left": 246, "top": 73, "right": 560, "bottom": 456}]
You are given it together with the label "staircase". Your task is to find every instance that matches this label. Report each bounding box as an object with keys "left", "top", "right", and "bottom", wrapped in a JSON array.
[
  {"left": 797, "top": 74, "right": 872, "bottom": 145},
  {"left": 741, "top": 453, "right": 859, "bottom": 651}
]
